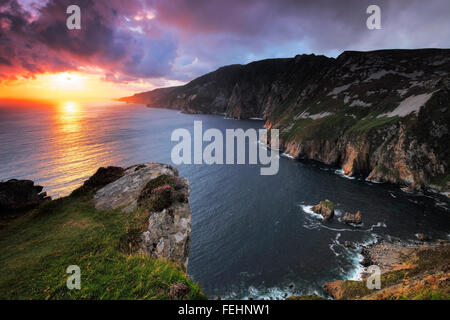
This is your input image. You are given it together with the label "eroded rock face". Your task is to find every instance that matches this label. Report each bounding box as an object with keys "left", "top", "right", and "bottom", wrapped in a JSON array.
[
  {"left": 0, "top": 179, "right": 50, "bottom": 214},
  {"left": 138, "top": 174, "right": 191, "bottom": 270},
  {"left": 93, "top": 163, "right": 191, "bottom": 268}
]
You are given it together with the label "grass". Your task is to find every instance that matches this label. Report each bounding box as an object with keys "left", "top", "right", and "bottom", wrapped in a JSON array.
[
  {"left": 339, "top": 281, "right": 373, "bottom": 299},
  {"left": 350, "top": 115, "right": 399, "bottom": 132},
  {"left": 0, "top": 194, "right": 206, "bottom": 300},
  {"left": 281, "top": 114, "right": 358, "bottom": 141}
]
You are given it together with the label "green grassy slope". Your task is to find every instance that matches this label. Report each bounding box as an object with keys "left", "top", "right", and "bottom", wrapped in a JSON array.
[{"left": 0, "top": 194, "right": 206, "bottom": 300}]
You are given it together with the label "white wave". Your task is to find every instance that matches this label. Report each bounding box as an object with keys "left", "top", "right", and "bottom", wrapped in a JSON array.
[
  {"left": 345, "top": 233, "right": 379, "bottom": 281},
  {"left": 365, "top": 177, "right": 383, "bottom": 184},
  {"left": 346, "top": 253, "right": 365, "bottom": 280},
  {"left": 335, "top": 169, "right": 355, "bottom": 180},
  {"left": 329, "top": 233, "right": 343, "bottom": 257},
  {"left": 236, "top": 285, "right": 325, "bottom": 300},
  {"left": 281, "top": 153, "right": 295, "bottom": 159},
  {"left": 400, "top": 187, "right": 414, "bottom": 194},
  {"left": 334, "top": 209, "right": 344, "bottom": 217},
  {"left": 301, "top": 205, "right": 324, "bottom": 220},
  {"left": 301, "top": 204, "right": 387, "bottom": 233}
]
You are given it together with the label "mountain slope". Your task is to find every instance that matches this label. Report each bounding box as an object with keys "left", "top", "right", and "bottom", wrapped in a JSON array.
[{"left": 120, "top": 49, "right": 450, "bottom": 194}]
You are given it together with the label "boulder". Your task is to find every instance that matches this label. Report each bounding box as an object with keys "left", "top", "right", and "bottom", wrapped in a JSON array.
[
  {"left": 312, "top": 200, "right": 334, "bottom": 220},
  {"left": 93, "top": 163, "right": 191, "bottom": 269},
  {"left": 94, "top": 163, "right": 177, "bottom": 212},
  {"left": 342, "top": 210, "right": 362, "bottom": 224},
  {"left": 0, "top": 179, "right": 50, "bottom": 215},
  {"left": 168, "top": 283, "right": 191, "bottom": 300}
]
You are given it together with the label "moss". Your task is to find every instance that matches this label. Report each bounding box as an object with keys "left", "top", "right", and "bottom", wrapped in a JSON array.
[
  {"left": 146, "top": 187, "right": 173, "bottom": 212},
  {"left": 0, "top": 195, "right": 206, "bottom": 300},
  {"left": 321, "top": 199, "right": 334, "bottom": 211},
  {"left": 338, "top": 280, "right": 373, "bottom": 299},
  {"left": 137, "top": 175, "right": 184, "bottom": 212},
  {"left": 140, "top": 174, "right": 179, "bottom": 192},
  {"left": 283, "top": 114, "right": 358, "bottom": 141}
]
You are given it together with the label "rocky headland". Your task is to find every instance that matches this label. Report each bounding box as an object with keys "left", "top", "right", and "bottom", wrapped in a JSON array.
[
  {"left": 72, "top": 162, "right": 191, "bottom": 269},
  {"left": 120, "top": 49, "right": 450, "bottom": 195},
  {"left": 0, "top": 163, "right": 204, "bottom": 300}
]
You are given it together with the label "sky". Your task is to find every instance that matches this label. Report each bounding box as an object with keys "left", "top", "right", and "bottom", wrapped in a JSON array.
[{"left": 0, "top": 0, "right": 449, "bottom": 103}]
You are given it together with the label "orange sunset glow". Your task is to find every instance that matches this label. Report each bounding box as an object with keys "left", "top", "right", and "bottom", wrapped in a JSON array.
[{"left": 0, "top": 71, "right": 165, "bottom": 104}]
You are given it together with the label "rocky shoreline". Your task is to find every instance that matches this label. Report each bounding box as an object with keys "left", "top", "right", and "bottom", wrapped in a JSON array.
[{"left": 322, "top": 240, "right": 450, "bottom": 300}]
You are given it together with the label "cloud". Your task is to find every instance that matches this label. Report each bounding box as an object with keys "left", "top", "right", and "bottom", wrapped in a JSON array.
[
  {"left": 0, "top": 0, "right": 178, "bottom": 81},
  {"left": 0, "top": 0, "right": 449, "bottom": 85}
]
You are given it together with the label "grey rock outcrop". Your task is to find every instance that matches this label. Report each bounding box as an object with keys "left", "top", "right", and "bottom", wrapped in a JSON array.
[
  {"left": 93, "top": 163, "right": 191, "bottom": 268},
  {"left": 94, "top": 163, "right": 178, "bottom": 212}
]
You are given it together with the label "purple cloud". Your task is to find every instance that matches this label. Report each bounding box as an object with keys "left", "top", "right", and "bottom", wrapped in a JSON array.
[{"left": 0, "top": 0, "right": 449, "bottom": 84}]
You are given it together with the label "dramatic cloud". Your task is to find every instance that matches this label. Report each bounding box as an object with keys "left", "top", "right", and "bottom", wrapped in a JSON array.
[{"left": 1, "top": 0, "right": 449, "bottom": 84}]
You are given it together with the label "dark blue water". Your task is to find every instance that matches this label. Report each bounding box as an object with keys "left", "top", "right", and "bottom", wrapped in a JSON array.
[{"left": 1, "top": 102, "right": 449, "bottom": 299}]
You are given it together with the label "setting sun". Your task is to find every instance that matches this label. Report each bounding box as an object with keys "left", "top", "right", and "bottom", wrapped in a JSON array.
[{"left": 61, "top": 101, "right": 79, "bottom": 113}]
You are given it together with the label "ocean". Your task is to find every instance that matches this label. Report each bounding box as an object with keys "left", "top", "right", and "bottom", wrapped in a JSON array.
[{"left": 1, "top": 101, "right": 449, "bottom": 299}]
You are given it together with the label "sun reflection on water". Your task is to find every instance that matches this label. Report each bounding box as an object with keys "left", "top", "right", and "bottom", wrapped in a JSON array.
[
  {"left": 1, "top": 102, "right": 129, "bottom": 197},
  {"left": 44, "top": 101, "right": 119, "bottom": 196},
  {"left": 62, "top": 101, "right": 79, "bottom": 114},
  {"left": 58, "top": 101, "right": 81, "bottom": 133}
]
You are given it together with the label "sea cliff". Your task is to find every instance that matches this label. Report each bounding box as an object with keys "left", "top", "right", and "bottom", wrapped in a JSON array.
[{"left": 120, "top": 49, "right": 450, "bottom": 195}]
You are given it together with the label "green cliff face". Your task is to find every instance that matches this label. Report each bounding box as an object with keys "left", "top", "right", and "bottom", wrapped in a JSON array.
[{"left": 120, "top": 49, "right": 450, "bottom": 193}]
